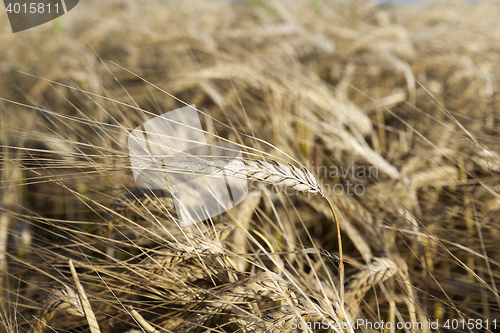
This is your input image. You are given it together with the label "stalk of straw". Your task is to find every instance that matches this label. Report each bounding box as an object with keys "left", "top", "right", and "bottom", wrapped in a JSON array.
[{"left": 69, "top": 260, "right": 101, "bottom": 333}]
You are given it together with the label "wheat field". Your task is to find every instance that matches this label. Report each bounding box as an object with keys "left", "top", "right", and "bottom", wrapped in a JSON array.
[{"left": 1, "top": 0, "right": 500, "bottom": 332}]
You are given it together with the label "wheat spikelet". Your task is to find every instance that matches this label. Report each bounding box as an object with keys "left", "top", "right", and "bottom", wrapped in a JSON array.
[
  {"left": 33, "top": 285, "right": 84, "bottom": 333},
  {"left": 47, "top": 285, "right": 85, "bottom": 317},
  {"left": 173, "top": 272, "right": 299, "bottom": 332},
  {"left": 344, "top": 257, "right": 400, "bottom": 318},
  {"left": 235, "top": 159, "right": 323, "bottom": 195},
  {"left": 163, "top": 157, "right": 323, "bottom": 195},
  {"left": 135, "top": 222, "right": 236, "bottom": 287}
]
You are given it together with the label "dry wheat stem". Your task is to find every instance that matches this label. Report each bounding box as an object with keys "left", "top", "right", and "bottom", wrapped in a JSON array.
[
  {"left": 69, "top": 259, "right": 102, "bottom": 333},
  {"left": 325, "top": 196, "right": 345, "bottom": 304},
  {"left": 129, "top": 306, "right": 160, "bottom": 333}
]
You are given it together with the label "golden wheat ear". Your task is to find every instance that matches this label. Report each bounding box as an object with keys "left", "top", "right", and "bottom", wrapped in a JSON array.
[
  {"left": 344, "top": 257, "right": 400, "bottom": 318},
  {"left": 230, "top": 159, "right": 324, "bottom": 195}
]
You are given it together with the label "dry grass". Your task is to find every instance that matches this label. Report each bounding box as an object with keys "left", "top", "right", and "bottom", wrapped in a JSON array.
[{"left": 1, "top": 0, "right": 500, "bottom": 332}]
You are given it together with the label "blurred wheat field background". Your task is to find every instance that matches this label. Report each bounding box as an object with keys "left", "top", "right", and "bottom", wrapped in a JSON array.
[{"left": 1, "top": 0, "right": 500, "bottom": 332}]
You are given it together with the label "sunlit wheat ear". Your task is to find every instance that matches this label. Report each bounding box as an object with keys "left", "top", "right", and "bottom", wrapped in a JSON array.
[
  {"left": 164, "top": 156, "right": 323, "bottom": 195},
  {"left": 344, "top": 257, "right": 400, "bottom": 319},
  {"left": 224, "top": 159, "right": 324, "bottom": 195}
]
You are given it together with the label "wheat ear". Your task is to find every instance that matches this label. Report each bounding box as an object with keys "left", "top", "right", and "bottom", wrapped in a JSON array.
[
  {"left": 33, "top": 285, "right": 85, "bottom": 333},
  {"left": 162, "top": 157, "right": 323, "bottom": 195},
  {"left": 225, "top": 159, "right": 324, "bottom": 195},
  {"left": 344, "top": 257, "right": 400, "bottom": 318}
]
